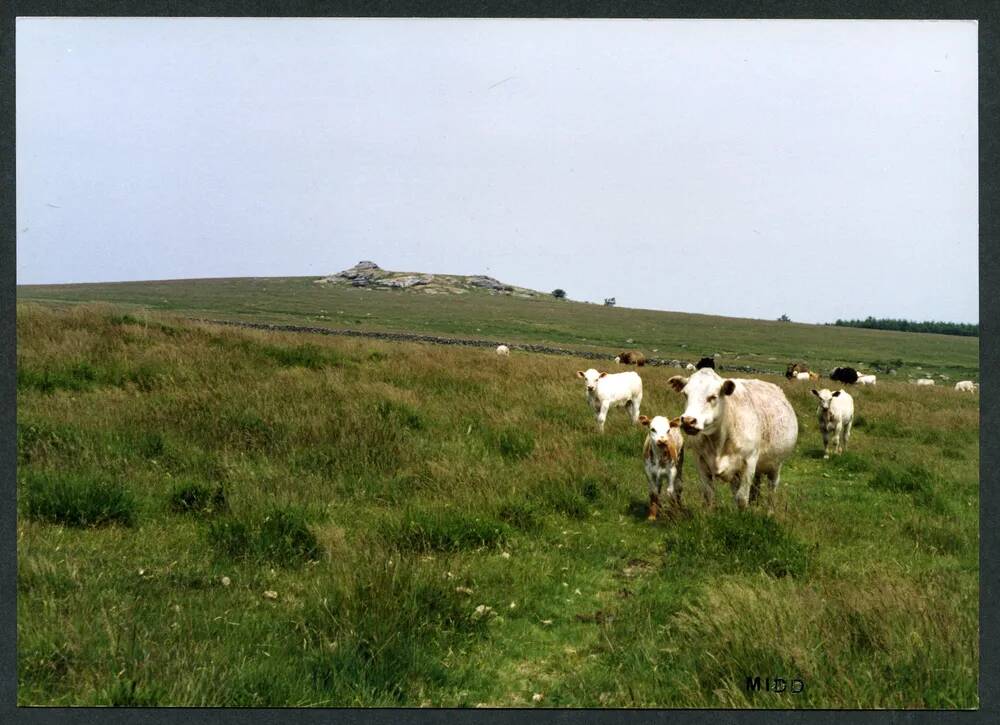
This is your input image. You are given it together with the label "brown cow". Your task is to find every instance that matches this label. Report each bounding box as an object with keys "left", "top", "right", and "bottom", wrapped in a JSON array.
[
  {"left": 615, "top": 350, "right": 646, "bottom": 366},
  {"left": 785, "top": 362, "right": 809, "bottom": 379}
]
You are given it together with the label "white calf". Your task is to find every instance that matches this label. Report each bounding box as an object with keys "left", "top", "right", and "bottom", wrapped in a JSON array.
[
  {"left": 812, "top": 388, "right": 854, "bottom": 459},
  {"left": 794, "top": 371, "right": 811, "bottom": 381},
  {"left": 575, "top": 368, "right": 643, "bottom": 433},
  {"left": 856, "top": 374, "right": 877, "bottom": 386},
  {"left": 915, "top": 378, "right": 936, "bottom": 386},
  {"left": 955, "top": 380, "right": 977, "bottom": 392},
  {"left": 496, "top": 344, "right": 510, "bottom": 356},
  {"left": 638, "top": 415, "right": 684, "bottom": 519}
]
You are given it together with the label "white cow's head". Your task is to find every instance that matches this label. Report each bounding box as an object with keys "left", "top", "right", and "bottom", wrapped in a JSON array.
[
  {"left": 811, "top": 388, "right": 842, "bottom": 411},
  {"left": 667, "top": 368, "right": 736, "bottom": 436},
  {"left": 638, "top": 415, "right": 681, "bottom": 448},
  {"left": 576, "top": 368, "right": 607, "bottom": 393}
]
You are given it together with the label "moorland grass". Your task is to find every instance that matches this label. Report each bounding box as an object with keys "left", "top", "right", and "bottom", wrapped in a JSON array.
[
  {"left": 15, "top": 303, "right": 979, "bottom": 707},
  {"left": 16, "top": 275, "right": 979, "bottom": 380},
  {"left": 208, "top": 507, "right": 321, "bottom": 567},
  {"left": 22, "top": 470, "right": 137, "bottom": 528},
  {"left": 168, "top": 482, "right": 227, "bottom": 515}
]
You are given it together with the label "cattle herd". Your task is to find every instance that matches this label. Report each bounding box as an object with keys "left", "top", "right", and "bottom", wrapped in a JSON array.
[{"left": 536, "top": 348, "right": 977, "bottom": 520}]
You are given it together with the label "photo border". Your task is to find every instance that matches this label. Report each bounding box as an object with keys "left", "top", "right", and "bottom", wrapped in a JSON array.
[{"left": 2, "top": 2, "right": 996, "bottom": 723}]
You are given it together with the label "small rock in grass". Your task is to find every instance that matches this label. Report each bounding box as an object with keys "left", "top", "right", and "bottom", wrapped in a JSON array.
[{"left": 472, "top": 604, "right": 495, "bottom": 620}]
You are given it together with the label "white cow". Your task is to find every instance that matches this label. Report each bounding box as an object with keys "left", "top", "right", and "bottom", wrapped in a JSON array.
[
  {"left": 856, "top": 374, "right": 877, "bottom": 386},
  {"left": 638, "top": 415, "right": 684, "bottom": 519},
  {"left": 576, "top": 369, "right": 643, "bottom": 433},
  {"left": 812, "top": 388, "right": 854, "bottom": 459},
  {"left": 915, "top": 378, "right": 936, "bottom": 386},
  {"left": 668, "top": 368, "right": 798, "bottom": 511},
  {"left": 495, "top": 344, "right": 510, "bottom": 357},
  {"left": 794, "top": 371, "right": 811, "bottom": 381},
  {"left": 955, "top": 380, "right": 977, "bottom": 392}
]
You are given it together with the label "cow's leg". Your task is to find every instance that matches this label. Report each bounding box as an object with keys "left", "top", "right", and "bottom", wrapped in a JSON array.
[
  {"left": 696, "top": 456, "right": 715, "bottom": 509},
  {"left": 665, "top": 464, "right": 682, "bottom": 508},
  {"left": 630, "top": 392, "right": 642, "bottom": 424},
  {"left": 749, "top": 473, "right": 762, "bottom": 503},
  {"left": 821, "top": 426, "right": 831, "bottom": 459},
  {"left": 834, "top": 420, "right": 844, "bottom": 454},
  {"left": 734, "top": 454, "right": 759, "bottom": 511},
  {"left": 844, "top": 419, "right": 853, "bottom": 451},
  {"left": 646, "top": 471, "right": 660, "bottom": 520},
  {"left": 597, "top": 401, "right": 611, "bottom": 433},
  {"left": 766, "top": 465, "right": 783, "bottom": 515}
]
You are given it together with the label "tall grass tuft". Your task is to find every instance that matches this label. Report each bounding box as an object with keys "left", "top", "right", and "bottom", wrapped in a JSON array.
[
  {"left": 390, "top": 509, "right": 511, "bottom": 552},
  {"left": 662, "top": 510, "right": 811, "bottom": 578},
  {"left": 22, "top": 471, "right": 137, "bottom": 527},
  {"left": 208, "top": 507, "right": 320, "bottom": 566},
  {"left": 486, "top": 426, "right": 534, "bottom": 460},
  {"left": 868, "top": 463, "right": 935, "bottom": 494},
  {"left": 168, "top": 482, "right": 227, "bottom": 515},
  {"left": 299, "top": 557, "right": 486, "bottom": 705},
  {"left": 18, "top": 361, "right": 98, "bottom": 394},
  {"left": 17, "top": 422, "right": 85, "bottom": 465},
  {"left": 259, "top": 343, "right": 331, "bottom": 370}
]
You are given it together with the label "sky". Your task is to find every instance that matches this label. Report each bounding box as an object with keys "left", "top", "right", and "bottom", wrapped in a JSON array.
[{"left": 16, "top": 18, "right": 978, "bottom": 324}]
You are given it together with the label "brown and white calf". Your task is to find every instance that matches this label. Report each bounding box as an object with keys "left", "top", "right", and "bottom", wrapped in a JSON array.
[
  {"left": 668, "top": 368, "right": 798, "bottom": 511},
  {"left": 576, "top": 368, "right": 643, "bottom": 433},
  {"left": 812, "top": 388, "right": 854, "bottom": 459},
  {"left": 638, "top": 415, "right": 684, "bottom": 519}
]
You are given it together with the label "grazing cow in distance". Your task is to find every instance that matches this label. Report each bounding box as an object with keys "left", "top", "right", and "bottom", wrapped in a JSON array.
[
  {"left": 955, "top": 380, "right": 977, "bottom": 392},
  {"left": 915, "top": 378, "right": 936, "bottom": 386},
  {"left": 786, "top": 362, "right": 809, "bottom": 379},
  {"left": 695, "top": 357, "right": 716, "bottom": 370},
  {"left": 793, "top": 371, "right": 811, "bottom": 381},
  {"left": 495, "top": 344, "right": 510, "bottom": 357},
  {"left": 668, "top": 368, "right": 798, "bottom": 511},
  {"left": 576, "top": 368, "right": 643, "bottom": 433},
  {"left": 856, "top": 374, "right": 876, "bottom": 386},
  {"left": 615, "top": 350, "right": 647, "bottom": 366},
  {"left": 812, "top": 388, "right": 854, "bottom": 459},
  {"left": 638, "top": 415, "right": 685, "bottom": 519},
  {"left": 830, "top": 366, "right": 859, "bottom": 384}
]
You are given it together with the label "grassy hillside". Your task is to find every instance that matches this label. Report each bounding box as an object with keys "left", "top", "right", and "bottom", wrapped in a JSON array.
[
  {"left": 16, "top": 303, "right": 978, "bottom": 707},
  {"left": 17, "top": 276, "right": 979, "bottom": 381}
]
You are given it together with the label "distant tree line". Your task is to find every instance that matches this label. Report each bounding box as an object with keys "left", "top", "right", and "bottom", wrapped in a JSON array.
[{"left": 832, "top": 316, "right": 978, "bottom": 337}]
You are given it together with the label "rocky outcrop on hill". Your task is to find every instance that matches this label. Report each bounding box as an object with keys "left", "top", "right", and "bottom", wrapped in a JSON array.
[
  {"left": 467, "top": 275, "right": 513, "bottom": 292},
  {"left": 316, "top": 261, "right": 387, "bottom": 287},
  {"left": 381, "top": 274, "right": 434, "bottom": 289},
  {"left": 314, "top": 261, "right": 537, "bottom": 297}
]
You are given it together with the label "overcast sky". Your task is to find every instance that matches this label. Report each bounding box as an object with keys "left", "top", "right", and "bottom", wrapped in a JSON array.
[{"left": 16, "top": 18, "right": 977, "bottom": 324}]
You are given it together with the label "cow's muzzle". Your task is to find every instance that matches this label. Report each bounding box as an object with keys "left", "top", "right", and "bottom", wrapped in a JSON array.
[{"left": 680, "top": 416, "right": 701, "bottom": 435}]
